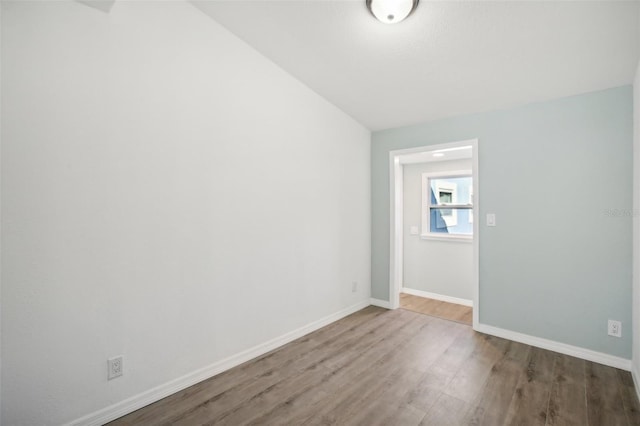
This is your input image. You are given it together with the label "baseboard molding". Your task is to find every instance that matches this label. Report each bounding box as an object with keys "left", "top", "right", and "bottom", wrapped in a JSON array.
[
  {"left": 370, "top": 298, "right": 391, "bottom": 309},
  {"left": 401, "top": 287, "right": 473, "bottom": 307},
  {"left": 632, "top": 363, "right": 640, "bottom": 404},
  {"left": 475, "top": 323, "right": 631, "bottom": 371},
  {"left": 66, "top": 299, "right": 371, "bottom": 426}
]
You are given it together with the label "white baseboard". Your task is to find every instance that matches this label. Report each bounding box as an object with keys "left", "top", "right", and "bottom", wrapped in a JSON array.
[
  {"left": 632, "top": 363, "right": 640, "bottom": 404},
  {"left": 401, "top": 287, "right": 473, "bottom": 307},
  {"left": 66, "top": 300, "right": 371, "bottom": 426},
  {"left": 475, "top": 323, "right": 631, "bottom": 371},
  {"left": 370, "top": 298, "right": 391, "bottom": 309}
]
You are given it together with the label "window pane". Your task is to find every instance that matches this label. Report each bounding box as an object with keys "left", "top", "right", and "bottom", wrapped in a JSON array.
[
  {"left": 428, "top": 176, "right": 472, "bottom": 235},
  {"left": 430, "top": 208, "right": 473, "bottom": 235},
  {"left": 430, "top": 176, "right": 473, "bottom": 206},
  {"left": 439, "top": 191, "right": 452, "bottom": 203}
]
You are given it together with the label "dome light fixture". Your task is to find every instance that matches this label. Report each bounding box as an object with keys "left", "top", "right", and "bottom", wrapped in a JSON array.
[{"left": 366, "top": 0, "right": 419, "bottom": 24}]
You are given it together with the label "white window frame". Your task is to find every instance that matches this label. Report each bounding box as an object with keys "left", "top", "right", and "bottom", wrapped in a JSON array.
[{"left": 421, "top": 170, "right": 473, "bottom": 241}]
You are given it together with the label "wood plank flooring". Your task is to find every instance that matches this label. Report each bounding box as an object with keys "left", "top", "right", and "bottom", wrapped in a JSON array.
[
  {"left": 108, "top": 306, "right": 640, "bottom": 426},
  {"left": 400, "top": 293, "right": 472, "bottom": 325}
]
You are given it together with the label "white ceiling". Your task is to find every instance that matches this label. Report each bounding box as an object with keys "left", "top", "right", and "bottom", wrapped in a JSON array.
[
  {"left": 192, "top": 1, "right": 640, "bottom": 131},
  {"left": 398, "top": 145, "right": 472, "bottom": 164},
  {"left": 76, "top": 0, "right": 115, "bottom": 13}
]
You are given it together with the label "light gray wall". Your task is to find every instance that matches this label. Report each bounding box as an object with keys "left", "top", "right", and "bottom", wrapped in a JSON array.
[
  {"left": 633, "top": 62, "right": 640, "bottom": 377},
  {"left": 632, "top": 3, "right": 640, "bottom": 384},
  {"left": 403, "top": 159, "right": 473, "bottom": 300},
  {"left": 1, "top": 1, "right": 371, "bottom": 424},
  {"left": 373, "top": 86, "right": 632, "bottom": 358}
]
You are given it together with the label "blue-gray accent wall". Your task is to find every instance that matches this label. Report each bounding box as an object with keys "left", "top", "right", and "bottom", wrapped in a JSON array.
[{"left": 372, "top": 86, "right": 633, "bottom": 358}]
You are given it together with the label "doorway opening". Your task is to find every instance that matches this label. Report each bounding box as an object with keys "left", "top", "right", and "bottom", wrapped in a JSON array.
[{"left": 388, "top": 139, "right": 479, "bottom": 329}]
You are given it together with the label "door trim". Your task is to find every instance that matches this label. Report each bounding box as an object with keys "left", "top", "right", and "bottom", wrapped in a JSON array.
[{"left": 388, "top": 139, "right": 479, "bottom": 329}]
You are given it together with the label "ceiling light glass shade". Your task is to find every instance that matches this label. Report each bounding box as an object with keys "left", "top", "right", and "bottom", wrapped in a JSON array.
[{"left": 366, "top": 0, "right": 419, "bottom": 24}]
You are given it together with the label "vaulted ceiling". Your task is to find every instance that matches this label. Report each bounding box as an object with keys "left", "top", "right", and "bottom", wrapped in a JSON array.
[{"left": 192, "top": 1, "right": 640, "bottom": 131}]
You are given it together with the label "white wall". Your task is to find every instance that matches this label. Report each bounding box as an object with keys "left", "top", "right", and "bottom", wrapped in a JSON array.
[
  {"left": 0, "top": 1, "right": 371, "bottom": 424},
  {"left": 402, "top": 159, "right": 473, "bottom": 301}
]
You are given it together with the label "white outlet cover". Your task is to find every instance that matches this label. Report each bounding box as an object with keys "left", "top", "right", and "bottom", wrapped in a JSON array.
[
  {"left": 410, "top": 226, "right": 419, "bottom": 235},
  {"left": 608, "top": 320, "right": 622, "bottom": 338},
  {"left": 108, "top": 356, "right": 124, "bottom": 380}
]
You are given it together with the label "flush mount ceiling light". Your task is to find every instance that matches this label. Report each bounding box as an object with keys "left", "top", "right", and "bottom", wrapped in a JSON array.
[
  {"left": 366, "top": 0, "right": 419, "bottom": 24},
  {"left": 433, "top": 146, "right": 472, "bottom": 154}
]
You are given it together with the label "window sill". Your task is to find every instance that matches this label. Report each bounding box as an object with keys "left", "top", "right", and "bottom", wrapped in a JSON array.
[{"left": 420, "top": 234, "right": 473, "bottom": 243}]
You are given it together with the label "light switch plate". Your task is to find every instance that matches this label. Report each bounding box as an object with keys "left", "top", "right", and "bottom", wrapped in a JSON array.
[
  {"left": 487, "top": 214, "right": 496, "bottom": 227},
  {"left": 410, "top": 226, "right": 419, "bottom": 235}
]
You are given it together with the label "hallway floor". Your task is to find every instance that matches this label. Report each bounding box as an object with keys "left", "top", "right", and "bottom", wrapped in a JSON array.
[{"left": 400, "top": 293, "right": 472, "bottom": 325}]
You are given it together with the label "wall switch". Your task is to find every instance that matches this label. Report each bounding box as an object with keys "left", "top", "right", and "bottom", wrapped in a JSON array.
[
  {"left": 108, "top": 356, "right": 124, "bottom": 380},
  {"left": 352, "top": 281, "right": 358, "bottom": 292},
  {"left": 486, "top": 213, "right": 496, "bottom": 227},
  {"left": 608, "top": 320, "right": 622, "bottom": 337},
  {"left": 410, "top": 226, "right": 419, "bottom": 235}
]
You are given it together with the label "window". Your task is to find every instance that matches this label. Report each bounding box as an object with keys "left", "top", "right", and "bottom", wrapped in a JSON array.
[
  {"left": 468, "top": 187, "right": 473, "bottom": 224},
  {"left": 422, "top": 171, "right": 473, "bottom": 239}
]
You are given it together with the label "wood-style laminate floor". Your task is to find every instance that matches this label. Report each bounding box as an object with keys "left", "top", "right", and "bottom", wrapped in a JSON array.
[
  {"left": 109, "top": 306, "right": 640, "bottom": 426},
  {"left": 400, "top": 293, "right": 473, "bottom": 325}
]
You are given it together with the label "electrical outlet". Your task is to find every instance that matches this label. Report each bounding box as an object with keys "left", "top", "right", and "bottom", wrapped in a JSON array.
[
  {"left": 352, "top": 281, "right": 358, "bottom": 292},
  {"left": 608, "top": 320, "right": 622, "bottom": 338},
  {"left": 108, "top": 356, "right": 123, "bottom": 380}
]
